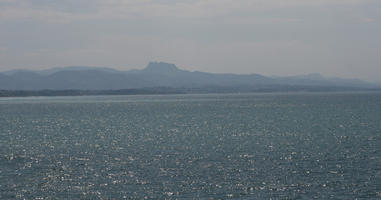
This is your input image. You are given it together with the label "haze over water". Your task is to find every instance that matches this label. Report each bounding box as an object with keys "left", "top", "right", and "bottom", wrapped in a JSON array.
[{"left": 0, "top": 93, "right": 380, "bottom": 199}]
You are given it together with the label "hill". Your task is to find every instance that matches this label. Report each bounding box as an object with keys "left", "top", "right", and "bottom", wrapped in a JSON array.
[{"left": 0, "top": 62, "right": 379, "bottom": 91}]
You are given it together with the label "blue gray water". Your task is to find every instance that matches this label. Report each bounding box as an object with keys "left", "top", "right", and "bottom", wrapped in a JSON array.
[{"left": 0, "top": 93, "right": 380, "bottom": 199}]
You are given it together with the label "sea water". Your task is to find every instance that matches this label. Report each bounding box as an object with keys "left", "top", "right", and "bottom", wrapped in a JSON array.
[{"left": 0, "top": 93, "right": 380, "bottom": 199}]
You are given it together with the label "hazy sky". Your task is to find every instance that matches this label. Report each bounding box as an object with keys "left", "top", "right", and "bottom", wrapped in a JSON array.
[{"left": 0, "top": 0, "right": 380, "bottom": 82}]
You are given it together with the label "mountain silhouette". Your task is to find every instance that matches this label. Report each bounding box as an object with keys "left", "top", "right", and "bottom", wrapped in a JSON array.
[{"left": 0, "top": 62, "right": 378, "bottom": 90}]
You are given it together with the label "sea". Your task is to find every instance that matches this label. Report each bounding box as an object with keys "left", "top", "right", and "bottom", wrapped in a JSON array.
[{"left": 0, "top": 92, "right": 380, "bottom": 199}]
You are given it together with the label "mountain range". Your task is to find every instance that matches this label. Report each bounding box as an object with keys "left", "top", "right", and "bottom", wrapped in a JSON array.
[{"left": 0, "top": 62, "right": 379, "bottom": 91}]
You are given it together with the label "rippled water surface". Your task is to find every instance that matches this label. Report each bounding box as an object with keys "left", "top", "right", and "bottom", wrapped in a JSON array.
[{"left": 1, "top": 93, "right": 381, "bottom": 199}]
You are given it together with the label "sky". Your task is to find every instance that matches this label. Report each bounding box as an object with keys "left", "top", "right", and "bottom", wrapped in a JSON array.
[{"left": 0, "top": 0, "right": 380, "bottom": 82}]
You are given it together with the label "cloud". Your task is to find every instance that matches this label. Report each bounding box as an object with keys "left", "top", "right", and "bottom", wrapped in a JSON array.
[
  {"left": 360, "top": 17, "right": 377, "bottom": 23},
  {"left": 0, "top": 6, "right": 75, "bottom": 23},
  {"left": 0, "top": 0, "right": 377, "bottom": 23},
  {"left": 0, "top": 46, "right": 7, "bottom": 57}
]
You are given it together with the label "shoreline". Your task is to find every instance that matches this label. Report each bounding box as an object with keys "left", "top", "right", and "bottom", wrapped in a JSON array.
[{"left": 1, "top": 87, "right": 380, "bottom": 98}]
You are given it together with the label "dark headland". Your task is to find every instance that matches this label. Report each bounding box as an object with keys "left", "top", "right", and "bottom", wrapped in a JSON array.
[{"left": 1, "top": 62, "right": 380, "bottom": 97}]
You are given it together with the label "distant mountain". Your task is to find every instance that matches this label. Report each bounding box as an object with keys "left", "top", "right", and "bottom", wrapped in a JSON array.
[
  {"left": 0, "top": 62, "right": 379, "bottom": 91},
  {"left": 276, "top": 73, "right": 373, "bottom": 88},
  {"left": 3, "top": 66, "right": 119, "bottom": 76},
  {"left": 142, "top": 62, "right": 183, "bottom": 74}
]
